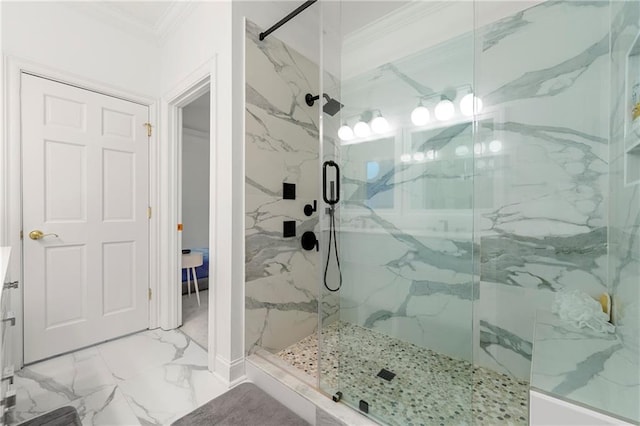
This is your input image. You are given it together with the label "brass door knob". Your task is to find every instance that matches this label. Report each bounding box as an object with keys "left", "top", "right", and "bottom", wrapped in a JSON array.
[{"left": 28, "top": 230, "right": 59, "bottom": 240}]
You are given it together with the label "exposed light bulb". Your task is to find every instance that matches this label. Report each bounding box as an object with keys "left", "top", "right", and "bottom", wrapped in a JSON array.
[
  {"left": 434, "top": 99, "right": 455, "bottom": 121},
  {"left": 460, "top": 93, "right": 483, "bottom": 117},
  {"left": 474, "top": 142, "right": 486, "bottom": 155},
  {"left": 338, "top": 124, "right": 354, "bottom": 141},
  {"left": 371, "top": 116, "right": 390, "bottom": 134},
  {"left": 455, "top": 145, "right": 470, "bottom": 156},
  {"left": 411, "top": 105, "right": 430, "bottom": 126},
  {"left": 353, "top": 121, "right": 371, "bottom": 138},
  {"left": 489, "top": 139, "right": 503, "bottom": 153},
  {"left": 400, "top": 153, "right": 412, "bottom": 163},
  {"left": 413, "top": 152, "right": 425, "bottom": 162}
]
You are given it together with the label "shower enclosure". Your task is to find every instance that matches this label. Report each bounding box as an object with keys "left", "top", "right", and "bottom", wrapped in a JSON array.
[
  {"left": 245, "top": 1, "right": 640, "bottom": 425},
  {"left": 317, "top": 3, "right": 477, "bottom": 424}
]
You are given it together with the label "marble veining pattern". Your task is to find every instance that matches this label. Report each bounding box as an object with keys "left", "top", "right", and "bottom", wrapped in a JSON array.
[
  {"left": 277, "top": 322, "right": 529, "bottom": 426},
  {"left": 12, "top": 329, "right": 227, "bottom": 425},
  {"left": 245, "top": 19, "right": 323, "bottom": 355},
  {"left": 325, "top": 1, "right": 613, "bottom": 388},
  {"left": 531, "top": 310, "right": 639, "bottom": 423},
  {"left": 609, "top": 0, "right": 640, "bottom": 371}
]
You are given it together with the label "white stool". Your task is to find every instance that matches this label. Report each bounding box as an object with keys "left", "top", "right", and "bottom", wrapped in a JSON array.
[{"left": 182, "top": 251, "right": 203, "bottom": 306}]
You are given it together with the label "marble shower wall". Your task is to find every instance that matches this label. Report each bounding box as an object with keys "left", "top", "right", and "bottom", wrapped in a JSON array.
[
  {"left": 610, "top": 1, "right": 640, "bottom": 360},
  {"left": 331, "top": 1, "right": 613, "bottom": 380},
  {"left": 245, "top": 20, "right": 320, "bottom": 354},
  {"left": 474, "top": 1, "right": 611, "bottom": 379},
  {"left": 335, "top": 29, "right": 476, "bottom": 362}
]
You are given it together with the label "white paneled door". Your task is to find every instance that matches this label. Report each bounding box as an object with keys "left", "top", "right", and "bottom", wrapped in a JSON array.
[{"left": 22, "top": 74, "right": 150, "bottom": 364}]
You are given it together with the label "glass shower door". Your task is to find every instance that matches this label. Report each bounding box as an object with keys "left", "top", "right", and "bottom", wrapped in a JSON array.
[{"left": 318, "top": 2, "right": 477, "bottom": 424}]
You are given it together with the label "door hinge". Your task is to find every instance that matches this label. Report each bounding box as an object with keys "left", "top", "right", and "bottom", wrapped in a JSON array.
[
  {"left": 143, "top": 122, "right": 153, "bottom": 137},
  {"left": 148, "top": 206, "right": 152, "bottom": 219},
  {"left": 148, "top": 288, "right": 152, "bottom": 300},
  {"left": 19, "top": 230, "right": 23, "bottom": 240}
]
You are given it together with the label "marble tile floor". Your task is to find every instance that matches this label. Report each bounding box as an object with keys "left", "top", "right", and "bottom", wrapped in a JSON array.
[
  {"left": 12, "top": 328, "right": 227, "bottom": 425},
  {"left": 277, "top": 322, "right": 529, "bottom": 426},
  {"left": 180, "top": 289, "right": 208, "bottom": 349}
]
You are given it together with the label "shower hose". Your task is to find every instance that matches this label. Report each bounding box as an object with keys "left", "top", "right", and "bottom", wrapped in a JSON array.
[{"left": 323, "top": 205, "right": 342, "bottom": 292}]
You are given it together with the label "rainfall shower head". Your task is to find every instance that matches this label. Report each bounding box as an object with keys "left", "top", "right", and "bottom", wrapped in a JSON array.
[{"left": 305, "top": 93, "right": 344, "bottom": 116}]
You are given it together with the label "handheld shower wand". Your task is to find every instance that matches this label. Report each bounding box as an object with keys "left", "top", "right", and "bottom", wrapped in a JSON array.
[{"left": 323, "top": 161, "right": 342, "bottom": 292}]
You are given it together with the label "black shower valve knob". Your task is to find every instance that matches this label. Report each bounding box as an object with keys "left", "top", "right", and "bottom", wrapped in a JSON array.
[
  {"left": 301, "top": 231, "right": 319, "bottom": 251},
  {"left": 304, "top": 200, "right": 317, "bottom": 216}
]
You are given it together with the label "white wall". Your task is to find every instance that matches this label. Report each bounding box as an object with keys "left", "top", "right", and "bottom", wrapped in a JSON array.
[
  {"left": 1, "top": 2, "right": 160, "bottom": 97},
  {"left": 182, "top": 129, "right": 210, "bottom": 249},
  {"left": 159, "top": 1, "right": 323, "bottom": 382}
]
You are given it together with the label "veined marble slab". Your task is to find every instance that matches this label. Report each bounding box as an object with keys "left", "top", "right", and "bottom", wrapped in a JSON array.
[
  {"left": 244, "top": 19, "right": 322, "bottom": 354},
  {"left": 531, "top": 310, "right": 639, "bottom": 424}
]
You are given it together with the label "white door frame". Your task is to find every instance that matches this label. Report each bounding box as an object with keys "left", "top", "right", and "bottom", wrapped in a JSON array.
[
  {"left": 161, "top": 58, "right": 245, "bottom": 385},
  {"left": 158, "top": 64, "right": 211, "bottom": 333},
  {"left": 2, "top": 56, "right": 159, "bottom": 368}
]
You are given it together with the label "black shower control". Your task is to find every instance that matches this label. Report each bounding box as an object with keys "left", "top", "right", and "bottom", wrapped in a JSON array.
[
  {"left": 301, "top": 231, "right": 318, "bottom": 251},
  {"left": 283, "top": 221, "right": 296, "bottom": 238},
  {"left": 283, "top": 182, "right": 296, "bottom": 200},
  {"left": 304, "top": 200, "right": 317, "bottom": 216}
]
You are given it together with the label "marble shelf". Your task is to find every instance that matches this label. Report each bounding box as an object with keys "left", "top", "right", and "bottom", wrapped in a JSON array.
[{"left": 530, "top": 310, "right": 640, "bottom": 424}]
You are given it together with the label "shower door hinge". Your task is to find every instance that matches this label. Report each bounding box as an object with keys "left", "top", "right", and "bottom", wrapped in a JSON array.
[
  {"left": 19, "top": 230, "right": 23, "bottom": 240},
  {"left": 148, "top": 288, "right": 152, "bottom": 300},
  {"left": 147, "top": 206, "right": 152, "bottom": 219},
  {"left": 143, "top": 122, "right": 153, "bottom": 137}
]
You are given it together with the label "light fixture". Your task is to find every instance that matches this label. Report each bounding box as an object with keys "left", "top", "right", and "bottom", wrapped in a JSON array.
[
  {"left": 455, "top": 145, "right": 470, "bottom": 156},
  {"left": 411, "top": 103, "right": 430, "bottom": 126},
  {"left": 413, "top": 152, "right": 425, "bottom": 162},
  {"left": 370, "top": 113, "right": 390, "bottom": 134},
  {"left": 460, "top": 93, "right": 483, "bottom": 117},
  {"left": 338, "top": 124, "right": 354, "bottom": 141},
  {"left": 353, "top": 120, "right": 371, "bottom": 138},
  {"left": 489, "top": 139, "right": 503, "bottom": 153},
  {"left": 426, "top": 149, "right": 437, "bottom": 161},
  {"left": 434, "top": 97, "right": 455, "bottom": 121},
  {"left": 400, "top": 153, "right": 412, "bottom": 163},
  {"left": 474, "top": 142, "right": 486, "bottom": 155}
]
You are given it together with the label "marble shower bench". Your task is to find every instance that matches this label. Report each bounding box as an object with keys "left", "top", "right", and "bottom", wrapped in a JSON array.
[{"left": 530, "top": 310, "right": 639, "bottom": 425}]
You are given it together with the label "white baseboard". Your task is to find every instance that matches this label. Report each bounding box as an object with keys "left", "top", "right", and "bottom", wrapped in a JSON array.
[{"left": 214, "top": 355, "right": 246, "bottom": 386}]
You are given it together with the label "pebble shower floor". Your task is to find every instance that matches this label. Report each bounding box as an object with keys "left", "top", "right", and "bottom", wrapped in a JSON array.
[{"left": 277, "top": 322, "right": 529, "bottom": 426}]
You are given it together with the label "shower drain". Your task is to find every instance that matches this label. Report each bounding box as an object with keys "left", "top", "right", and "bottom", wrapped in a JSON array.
[{"left": 377, "top": 368, "right": 396, "bottom": 381}]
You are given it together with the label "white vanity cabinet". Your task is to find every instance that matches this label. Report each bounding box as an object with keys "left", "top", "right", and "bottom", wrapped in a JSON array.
[{"left": 0, "top": 248, "right": 16, "bottom": 425}]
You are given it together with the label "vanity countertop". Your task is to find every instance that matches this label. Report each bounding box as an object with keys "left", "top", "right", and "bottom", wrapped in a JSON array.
[{"left": 531, "top": 309, "right": 639, "bottom": 424}]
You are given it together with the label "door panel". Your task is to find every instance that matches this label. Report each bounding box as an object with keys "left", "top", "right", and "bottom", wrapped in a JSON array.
[
  {"left": 102, "top": 149, "right": 135, "bottom": 221},
  {"left": 44, "top": 245, "right": 87, "bottom": 329},
  {"left": 22, "top": 74, "right": 149, "bottom": 363},
  {"left": 102, "top": 241, "right": 136, "bottom": 315},
  {"left": 44, "top": 140, "right": 87, "bottom": 222}
]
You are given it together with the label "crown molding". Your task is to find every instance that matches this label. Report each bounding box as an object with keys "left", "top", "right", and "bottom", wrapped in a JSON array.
[
  {"left": 65, "top": 2, "right": 197, "bottom": 46},
  {"left": 154, "top": 3, "right": 199, "bottom": 44}
]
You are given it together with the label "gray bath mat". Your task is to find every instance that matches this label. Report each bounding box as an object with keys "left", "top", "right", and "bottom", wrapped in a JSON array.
[{"left": 172, "top": 382, "right": 309, "bottom": 426}]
